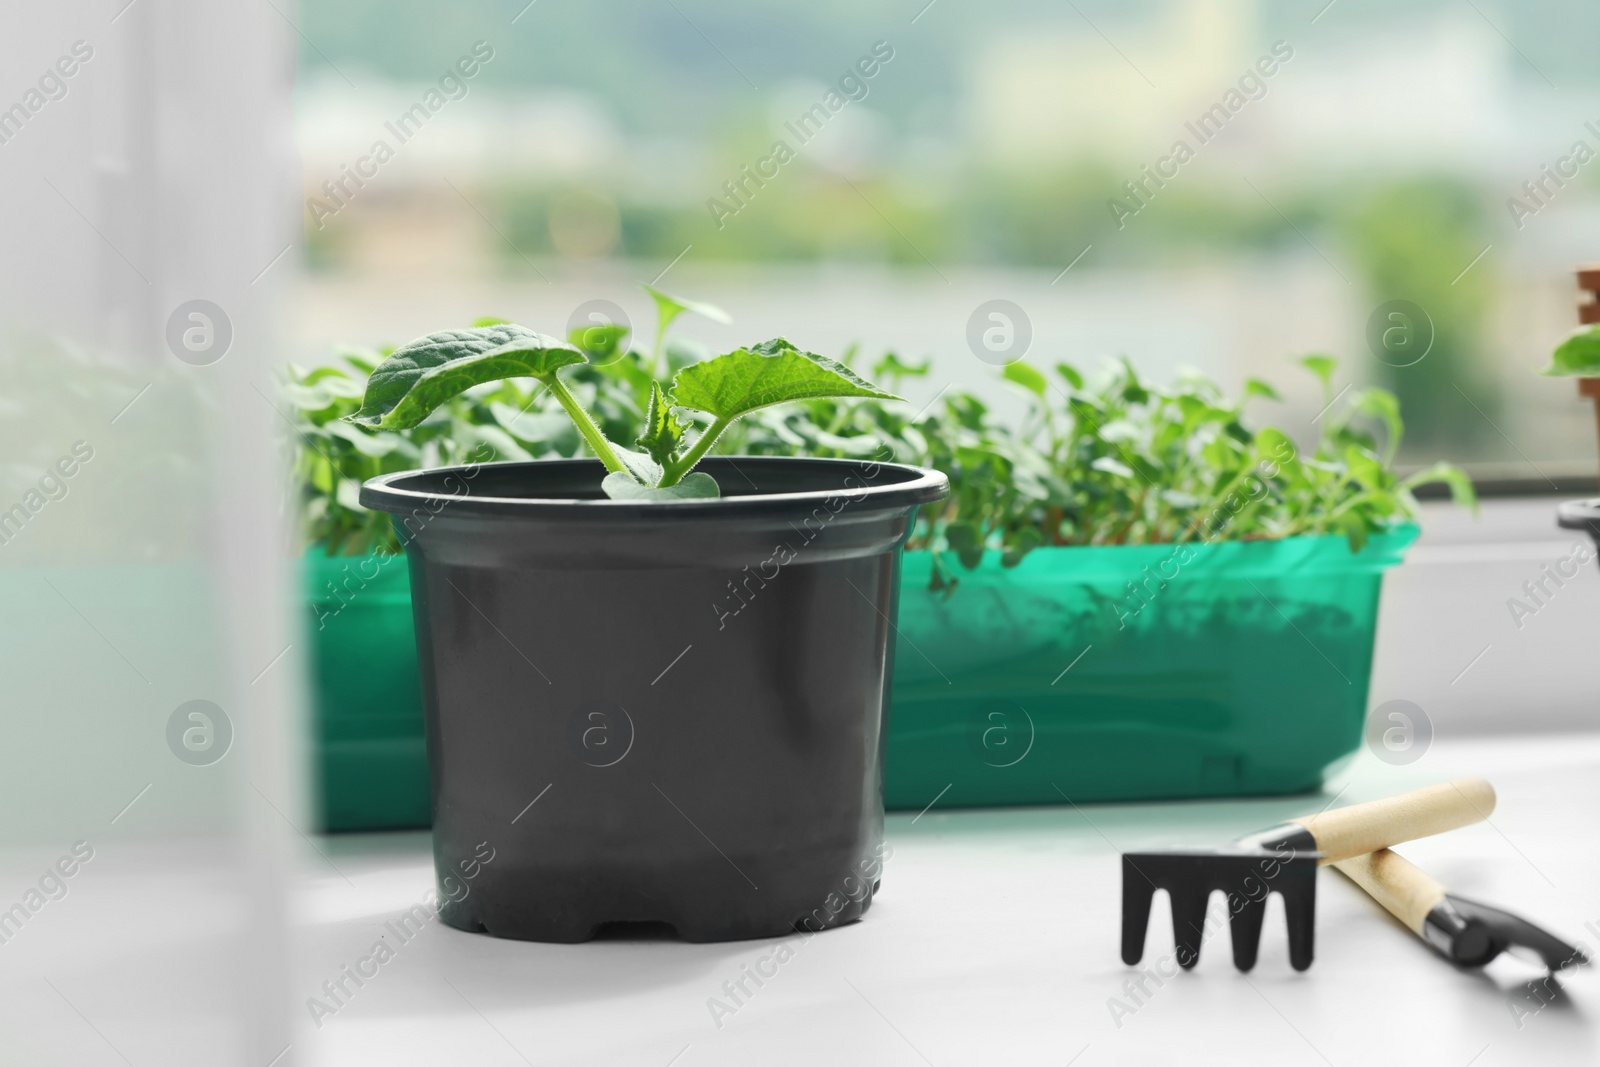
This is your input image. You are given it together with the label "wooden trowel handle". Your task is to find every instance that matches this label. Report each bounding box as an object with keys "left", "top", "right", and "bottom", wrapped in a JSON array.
[
  {"left": 1332, "top": 849, "right": 1447, "bottom": 934},
  {"left": 1291, "top": 778, "right": 1495, "bottom": 865}
]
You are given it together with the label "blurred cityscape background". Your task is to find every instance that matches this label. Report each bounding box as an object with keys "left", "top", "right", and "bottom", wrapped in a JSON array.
[{"left": 292, "top": 0, "right": 1600, "bottom": 474}]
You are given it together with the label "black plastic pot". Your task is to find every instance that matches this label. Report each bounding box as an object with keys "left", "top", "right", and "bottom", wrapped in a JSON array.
[
  {"left": 360, "top": 456, "right": 947, "bottom": 942},
  {"left": 1558, "top": 499, "right": 1600, "bottom": 559}
]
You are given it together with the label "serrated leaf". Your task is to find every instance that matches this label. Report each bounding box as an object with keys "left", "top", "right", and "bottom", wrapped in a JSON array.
[
  {"left": 601, "top": 470, "right": 719, "bottom": 500},
  {"left": 665, "top": 337, "right": 710, "bottom": 372},
  {"left": 669, "top": 338, "right": 900, "bottom": 423},
  {"left": 1543, "top": 325, "right": 1600, "bottom": 377},
  {"left": 636, "top": 380, "right": 687, "bottom": 465},
  {"left": 348, "top": 326, "right": 586, "bottom": 429}
]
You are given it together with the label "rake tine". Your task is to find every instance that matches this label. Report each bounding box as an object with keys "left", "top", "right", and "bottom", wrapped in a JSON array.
[
  {"left": 1121, "top": 858, "right": 1155, "bottom": 965},
  {"left": 1171, "top": 891, "right": 1210, "bottom": 970},
  {"left": 1284, "top": 885, "right": 1317, "bottom": 972},
  {"left": 1228, "top": 892, "right": 1269, "bottom": 972}
]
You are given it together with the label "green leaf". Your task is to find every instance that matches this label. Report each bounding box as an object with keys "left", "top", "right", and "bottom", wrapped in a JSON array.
[
  {"left": 284, "top": 382, "right": 342, "bottom": 413},
  {"left": 1002, "top": 361, "right": 1048, "bottom": 397},
  {"left": 1336, "top": 512, "right": 1369, "bottom": 553},
  {"left": 1055, "top": 363, "right": 1085, "bottom": 390},
  {"left": 636, "top": 380, "right": 688, "bottom": 465},
  {"left": 1090, "top": 456, "right": 1135, "bottom": 479},
  {"left": 644, "top": 286, "right": 731, "bottom": 334},
  {"left": 1255, "top": 427, "right": 1300, "bottom": 471},
  {"left": 669, "top": 338, "right": 900, "bottom": 423},
  {"left": 928, "top": 552, "right": 960, "bottom": 598},
  {"left": 1244, "top": 378, "right": 1281, "bottom": 401},
  {"left": 613, "top": 447, "right": 664, "bottom": 487},
  {"left": 1343, "top": 444, "right": 1386, "bottom": 490},
  {"left": 489, "top": 401, "right": 579, "bottom": 453},
  {"left": 1542, "top": 326, "right": 1600, "bottom": 377},
  {"left": 324, "top": 421, "right": 418, "bottom": 459},
  {"left": 665, "top": 337, "right": 711, "bottom": 373},
  {"left": 472, "top": 316, "right": 511, "bottom": 327},
  {"left": 1299, "top": 354, "right": 1338, "bottom": 390},
  {"left": 569, "top": 323, "right": 630, "bottom": 364},
  {"left": 1352, "top": 387, "right": 1403, "bottom": 459},
  {"left": 601, "top": 471, "right": 720, "bottom": 500},
  {"left": 872, "top": 351, "right": 931, "bottom": 382},
  {"left": 348, "top": 326, "right": 586, "bottom": 429},
  {"left": 944, "top": 522, "right": 986, "bottom": 569},
  {"left": 1001, "top": 526, "right": 1043, "bottom": 567},
  {"left": 1400, "top": 461, "right": 1478, "bottom": 514}
]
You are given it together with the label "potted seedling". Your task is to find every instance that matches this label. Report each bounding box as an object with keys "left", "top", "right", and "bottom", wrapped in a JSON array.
[
  {"left": 1548, "top": 265, "right": 1600, "bottom": 551},
  {"left": 346, "top": 322, "right": 945, "bottom": 942},
  {"left": 291, "top": 293, "right": 733, "bottom": 832}
]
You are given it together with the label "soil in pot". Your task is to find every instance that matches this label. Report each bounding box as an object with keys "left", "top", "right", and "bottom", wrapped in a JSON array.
[{"left": 361, "top": 456, "right": 947, "bottom": 943}]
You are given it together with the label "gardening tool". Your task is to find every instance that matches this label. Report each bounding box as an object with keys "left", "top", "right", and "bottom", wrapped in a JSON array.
[
  {"left": 1334, "top": 848, "right": 1588, "bottom": 971},
  {"left": 1121, "top": 778, "right": 1495, "bottom": 972}
]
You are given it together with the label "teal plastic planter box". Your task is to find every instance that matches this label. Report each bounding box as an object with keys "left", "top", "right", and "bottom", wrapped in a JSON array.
[
  {"left": 304, "top": 527, "right": 1415, "bottom": 830},
  {"left": 305, "top": 553, "right": 430, "bottom": 832},
  {"left": 883, "top": 527, "right": 1416, "bottom": 810}
]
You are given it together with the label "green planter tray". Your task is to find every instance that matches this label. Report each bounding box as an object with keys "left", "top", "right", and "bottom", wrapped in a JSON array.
[
  {"left": 883, "top": 526, "right": 1415, "bottom": 810},
  {"left": 305, "top": 553, "right": 429, "bottom": 832},
  {"left": 304, "top": 526, "right": 1414, "bottom": 830}
]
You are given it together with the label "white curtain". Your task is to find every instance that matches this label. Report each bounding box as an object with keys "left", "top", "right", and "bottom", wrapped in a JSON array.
[{"left": 0, "top": 1, "right": 301, "bottom": 1063}]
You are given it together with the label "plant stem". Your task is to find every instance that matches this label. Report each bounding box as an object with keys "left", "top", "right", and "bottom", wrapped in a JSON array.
[
  {"left": 545, "top": 374, "right": 627, "bottom": 474},
  {"left": 660, "top": 415, "right": 731, "bottom": 486},
  {"left": 651, "top": 321, "right": 668, "bottom": 381}
]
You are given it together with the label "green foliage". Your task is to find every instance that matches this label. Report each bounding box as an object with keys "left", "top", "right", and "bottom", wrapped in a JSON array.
[
  {"left": 286, "top": 346, "right": 585, "bottom": 555},
  {"left": 670, "top": 339, "right": 897, "bottom": 422},
  {"left": 729, "top": 354, "right": 1475, "bottom": 589},
  {"left": 340, "top": 288, "right": 898, "bottom": 500},
  {"left": 1544, "top": 325, "right": 1600, "bottom": 377},
  {"left": 349, "top": 327, "right": 585, "bottom": 429},
  {"left": 636, "top": 380, "right": 687, "bottom": 466},
  {"left": 295, "top": 301, "right": 1471, "bottom": 585},
  {"left": 1341, "top": 179, "right": 1496, "bottom": 456},
  {"left": 601, "top": 471, "right": 719, "bottom": 500}
]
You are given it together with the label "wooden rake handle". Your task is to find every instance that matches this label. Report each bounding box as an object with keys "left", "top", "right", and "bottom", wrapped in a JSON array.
[
  {"left": 1290, "top": 778, "right": 1495, "bottom": 865},
  {"left": 1331, "top": 849, "right": 1446, "bottom": 934}
]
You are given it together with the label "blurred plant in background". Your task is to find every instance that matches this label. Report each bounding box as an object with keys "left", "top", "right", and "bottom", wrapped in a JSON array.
[{"left": 1341, "top": 179, "right": 1498, "bottom": 455}]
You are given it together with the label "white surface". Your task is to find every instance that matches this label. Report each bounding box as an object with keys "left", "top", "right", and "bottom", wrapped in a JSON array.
[
  {"left": 1372, "top": 496, "right": 1600, "bottom": 736},
  {"left": 291, "top": 736, "right": 1600, "bottom": 1066}
]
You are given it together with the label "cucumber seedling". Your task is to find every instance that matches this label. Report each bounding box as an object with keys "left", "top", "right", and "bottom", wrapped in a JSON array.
[{"left": 347, "top": 314, "right": 899, "bottom": 500}]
